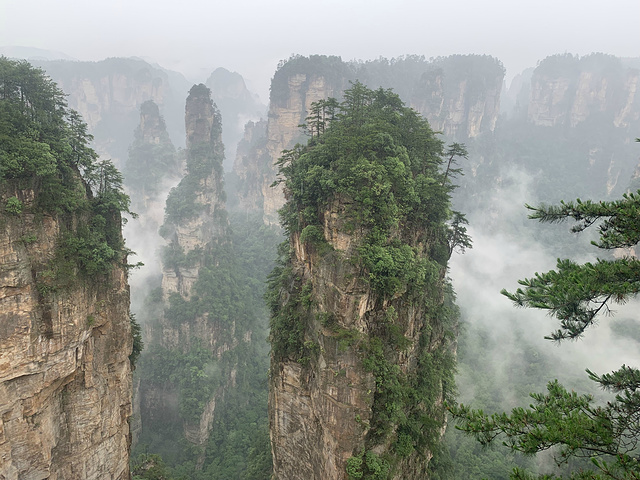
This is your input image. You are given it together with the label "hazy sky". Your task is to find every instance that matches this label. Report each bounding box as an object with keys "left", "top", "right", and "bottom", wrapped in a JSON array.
[{"left": 1, "top": 0, "right": 638, "bottom": 101}]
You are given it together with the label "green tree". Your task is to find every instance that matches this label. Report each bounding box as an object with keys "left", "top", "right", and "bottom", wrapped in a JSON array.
[
  {"left": 450, "top": 180, "right": 640, "bottom": 479},
  {"left": 131, "top": 453, "right": 175, "bottom": 480},
  {"left": 269, "top": 82, "right": 466, "bottom": 478},
  {"left": 300, "top": 98, "right": 340, "bottom": 138},
  {"left": 0, "top": 56, "right": 135, "bottom": 279}
]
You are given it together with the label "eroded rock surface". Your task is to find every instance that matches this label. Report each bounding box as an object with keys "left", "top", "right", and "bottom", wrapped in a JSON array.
[{"left": 0, "top": 193, "right": 132, "bottom": 480}]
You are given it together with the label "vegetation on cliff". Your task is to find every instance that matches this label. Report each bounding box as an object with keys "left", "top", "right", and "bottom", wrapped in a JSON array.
[
  {"left": 268, "top": 82, "right": 469, "bottom": 478},
  {"left": 0, "top": 56, "right": 135, "bottom": 283},
  {"left": 134, "top": 84, "right": 277, "bottom": 479},
  {"left": 0, "top": 56, "right": 137, "bottom": 479},
  {"left": 123, "top": 100, "right": 179, "bottom": 206}
]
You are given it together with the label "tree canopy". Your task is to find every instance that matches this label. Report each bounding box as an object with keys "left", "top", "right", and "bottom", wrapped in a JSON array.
[
  {"left": 268, "top": 81, "right": 469, "bottom": 479},
  {"left": 274, "top": 82, "right": 470, "bottom": 295},
  {"left": 450, "top": 178, "right": 640, "bottom": 479},
  {"left": 0, "top": 56, "right": 134, "bottom": 278}
]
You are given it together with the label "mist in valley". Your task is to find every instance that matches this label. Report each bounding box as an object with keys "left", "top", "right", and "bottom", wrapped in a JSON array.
[{"left": 2, "top": 2, "right": 640, "bottom": 479}]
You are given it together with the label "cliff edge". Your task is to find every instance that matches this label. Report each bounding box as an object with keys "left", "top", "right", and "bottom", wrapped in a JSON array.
[{"left": 0, "top": 57, "right": 133, "bottom": 480}]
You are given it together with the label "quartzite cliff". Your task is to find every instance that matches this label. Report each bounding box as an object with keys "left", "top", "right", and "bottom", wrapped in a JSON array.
[
  {"left": 0, "top": 57, "right": 133, "bottom": 480},
  {"left": 267, "top": 83, "right": 462, "bottom": 479},
  {"left": 233, "top": 55, "right": 504, "bottom": 225}
]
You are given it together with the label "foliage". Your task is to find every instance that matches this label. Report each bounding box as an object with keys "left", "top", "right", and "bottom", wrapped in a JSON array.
[
  {"left": 0, "top": 56, "right": 134, "bottom": 280},
  {"left": 162, "top": 86, "right": 224, "bottom": 227},
  {"left": 5, "top": 196, "right": 22, "bottom": 215},
  {"left": 346, "top": 450, "right": 391, "bottom": 480},
  {"left": 268, "top": 82, "right": 467, "bottom": 478},
  {"left": 131, "top": 453, "right": 175, "bottom": 480},
  {"left": 270, "top": 55, "right": 352, "bottom": 107},
  {"left": 138, "top": 343, "right": 220, "bottom": 423},
  {"left": 135, "top": 212, "right": 279, "bottom": 479},
  {"left": 450, "top": 182, "right": 640, "bottom": 479},
  {"left": 129, "top": 313, "right": 144, "bottom": 369},
  {"left": 265, "top": 242, "right": 316, "bottom": 364},
  {"left": 273, "top": 82, "right": 469, "bottom": 297},
  {"left": 502, "top": 191, "right": 640, "bottom": 341}
]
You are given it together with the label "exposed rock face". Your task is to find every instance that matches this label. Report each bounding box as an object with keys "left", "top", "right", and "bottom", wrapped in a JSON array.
[
  {"left": 205, "top": 67, "right": 267, "bottom": 170},
  {"left": 138, "top": 84, "right": 239, "bottom": 460},
  {"left": 161, "top": 84, "right": 228, "bottom": 302},
  {"left": 137, "top": 100, "right": 170, "bottom": 146},
  {"left": 232, "top": 55, "right": 503, "bottom": 224},
  {"left": 269, "top": 224, "right": 377, "bottom": 479},
  {"left": 233, "top": 119, "right": 268, "bottom": 211},
  {"left": 0, "top": 190, "right": 132, "bottom": 480},
  {"left": 34, "top": 58, "right": 190, "bottom": 167},
  {"left": 270, "top": 205, "right": 452, "bottom": 480},
  {"left": 124, "top": 100, "right": 180, "bottom": 227},
  {"left": 262, "top": 73, "right": 347, "bottom": 224},
  {"left": 527, "top": 54, "right": 640, "bottom": 128},
  {"left": 268, "top": 87, "right": 458, "bottom": 479},
  {"left": 410, "top": 55, "right": 504, "bottom": 137}
]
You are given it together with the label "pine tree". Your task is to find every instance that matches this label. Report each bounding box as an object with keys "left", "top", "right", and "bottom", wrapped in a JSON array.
[{"left": 450, "top": 164, "right": 640, "bottom": 479}]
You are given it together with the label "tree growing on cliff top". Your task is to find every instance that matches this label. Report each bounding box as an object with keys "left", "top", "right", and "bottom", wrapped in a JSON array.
[
  {"left": 268, "top": 81, "right": 469, "bottom": 479},
  {"left": 451, "top": 175, "right": 640, "bottom": 479},
  {"left": 0, "top": 56, "right": 134, "bottom": 277}
]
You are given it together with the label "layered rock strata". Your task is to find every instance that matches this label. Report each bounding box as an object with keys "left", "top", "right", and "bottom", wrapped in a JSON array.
[
  {"left": 268, "top": 85, "right": 458, "bottom": 479},
  {"left": 527, "top": 54, "right": 640, "bottom": 128},
  {"left": 232, "top": 55, "right": 504, "bottom": 224},
  {"left": 0, "top": 190, "right": 132, "bottom": 480}
]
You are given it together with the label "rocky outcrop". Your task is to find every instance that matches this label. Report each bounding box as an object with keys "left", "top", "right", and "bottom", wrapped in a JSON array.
[
  {"left": 124, "top": 100, "right": 180, "bottom": 227},
  {"left": 410, "top": 55, "right": 504, "bottom": 137},
  {"left": 205, "top": 67, "right": 267, "bottom": 170},
  {"left": 137, "top": 84, "right": 242, "bottom": 462},
  {"left": 0, "top": 190, "right": 132, "bottom": 480},
  {"left": 268, "top": 87, "right": 458, "bottom": 479},
  {"left": 527, "top": 54, "right": 640, "bottom": 128},
  {"left": 34, "top": 58, "right": 190, "bottom": 167},
  {"left": 261, "top": 72, "right": 347, "bottom": 224},
  {"left": 270, "top": 217, "right": 450, "bottom": 479},
  {"left": 232, "top": 119, "right": 268, "bottom": 211},
  {"left": 233, "top": 55, "right": 504, "bottom": 224},
  {"left": 232, "top": 58, "right": 350, "bottom": 224},
  {"left": 160, "top": 84, "right": 228, "bottom": 301},
  {"left": 269, "top": 222, "right": 376, "bottom": 479}
]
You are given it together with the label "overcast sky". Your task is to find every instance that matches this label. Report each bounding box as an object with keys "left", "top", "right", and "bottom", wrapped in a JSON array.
[{"left": 1, "top": 0, "right": 638, "bottom": 101}]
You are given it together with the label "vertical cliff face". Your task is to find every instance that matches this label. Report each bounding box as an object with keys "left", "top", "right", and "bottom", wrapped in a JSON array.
[
  {"left": 205, "top": 67, "right": 267, "bottom": 170},
  {"left": 136, "top": 84, "right": 261, "bottom": 466},
  {"left": 232, "top": 56, "right": 351, "bottom": 224},
  {"left": 233, "top": 55, "right": 503, "bottom": 225},
  {"left": 123, "top": 100, "right": 180, "bottom": 227},
  {"left": 410, "top": 55, "right": 504, "bottom": 138},
  {"left": 0, "top": 203, "right": 132, "bottom": 480},
  {"left": 160, "top": 84, "right": 228, "bottom": 305},
  {"left": 268, "top": 84, "right": 461, "bottom": 479},
  {"left": 527, "top": 54, "right": 640, "bottom": 128},
  {"left": 262, "top": 72, "right": 348, "bottom": 224},
  {"left": 34, "top": 58, "right": 190, "bottom": 167},
  {"left": 232, "top": 119, "right": 268, "bottom": 211},
  {"left": 0, "top": 59, "right": 133, "bottom": 479}
]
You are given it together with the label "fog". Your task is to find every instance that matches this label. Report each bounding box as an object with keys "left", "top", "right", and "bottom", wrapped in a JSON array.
[
  {"left": 1, "top": 0, "right": 638, "bottom": 101},
  {"left": 450, "top": 162, "right": 640, "bottom": 412},
  {"left": 3, "top": 4, "right": 640, "bottom": 475}
]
